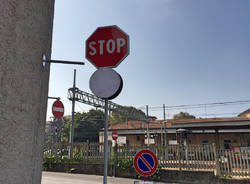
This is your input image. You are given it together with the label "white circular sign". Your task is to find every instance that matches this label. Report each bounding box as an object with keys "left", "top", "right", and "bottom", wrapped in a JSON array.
[{"left": 89, "top": 67, "right": 123, "bottom": 99}]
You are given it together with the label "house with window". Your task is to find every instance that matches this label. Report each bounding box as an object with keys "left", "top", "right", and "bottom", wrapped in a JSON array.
[
  {"left": 168, "top": 117, "right": 250, "bottom": 149},
  {"left": 99, "top": 112, "right": 250, "bottom": 149},
  {"left": 238, "top": 108, "right": 250, "bottom": 118}
]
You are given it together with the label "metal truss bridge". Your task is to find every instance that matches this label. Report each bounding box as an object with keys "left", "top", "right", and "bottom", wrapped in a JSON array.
[{"left": 68, "top": 87, "right": 147, "bottom": 121}]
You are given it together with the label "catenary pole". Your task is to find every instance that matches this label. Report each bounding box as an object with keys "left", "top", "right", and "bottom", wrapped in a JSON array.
[
  {"left": 69, "top": 69, "right": 76, "bottom": 159},
  {"left": 146, "top": 105, "right": 150, "bottom": 146},
  {"left": 163, "top": 104, "right": 168, "bottom": 159},
  {"left": 163, "top": 104, "right": 167, "bottom": 146}
]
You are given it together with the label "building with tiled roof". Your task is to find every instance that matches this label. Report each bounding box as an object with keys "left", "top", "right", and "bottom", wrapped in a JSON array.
[
  {"left": 238, "top": 109, "right": 250, "bottom": 118},
  {"left": 99, "top": 113, "right": 250, "bottom": 149},
  {"left": 108, "top": 121, "right": 162, "bottom": 130}
]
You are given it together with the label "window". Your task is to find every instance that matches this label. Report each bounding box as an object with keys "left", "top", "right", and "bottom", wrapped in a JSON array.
[
  {"left": 126, "top": 139, "right": 130, "bottom": 145},
  {"left": 201, "top": 139, "right": 209, "bottom": 145},
  {"left": 247, "top": 139, "right": 250, "bottom": 147},
  {"left": 224, "top": 139, "right": 232, "bottom": 150},
  {"left": 136, "top": 136, "right": 140, "bottom": 141}
]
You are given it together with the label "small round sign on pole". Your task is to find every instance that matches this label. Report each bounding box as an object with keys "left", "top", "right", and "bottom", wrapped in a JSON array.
[
  {"left": 89, "top": 67, "right": 123, "bottom": 100},
  {"left": 52, "top": 100, "right": 64, "bottom": 119},
  {"left": 134, "top": 150, "right": 158, "bottom": 178},
  {"left": 112, "top": 131, "right": 118, "bottom": 141}
]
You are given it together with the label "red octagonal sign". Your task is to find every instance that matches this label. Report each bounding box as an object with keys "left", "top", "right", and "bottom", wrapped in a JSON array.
[{"left": 86, "top": 25, "right": 129, "bottom": 68}]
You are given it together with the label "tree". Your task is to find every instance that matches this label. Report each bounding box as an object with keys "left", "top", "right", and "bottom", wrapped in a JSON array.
[
  {"left": 109, "top": 106, "right": 146, "bottom": 125},
  {"left": 61, "top": 106, "right": 145, "bottom": 142},
  {"left": 62, "top": 109, "right": 105, "bottom": 143},
  {"left": 75, "top": 109, "right": 105, "bottom": 142},
  {"left": 173, "top": 112, "right": 196, "bottom": 120}
]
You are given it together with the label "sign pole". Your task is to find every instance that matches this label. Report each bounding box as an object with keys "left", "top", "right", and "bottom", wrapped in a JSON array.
[
  {"left": 103, "top": 98, "right": 109, "bottom": 184},
  {"left": 86, "top": 25, "right": 129, "bottom": 184}
]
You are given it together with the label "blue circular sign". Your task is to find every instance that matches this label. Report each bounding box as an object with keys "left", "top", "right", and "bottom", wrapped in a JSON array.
[{"left": 134, "top": 150, "right": 158, "bottom": 177}]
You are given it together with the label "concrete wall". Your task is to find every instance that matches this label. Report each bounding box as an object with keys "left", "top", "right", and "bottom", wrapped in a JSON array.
[{"left": 0, "top": 1, "right": 54, "bottom": 183}]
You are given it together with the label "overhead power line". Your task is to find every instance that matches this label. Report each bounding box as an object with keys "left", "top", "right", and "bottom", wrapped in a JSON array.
[{"left": 140, "top": 100, "right": 250, "bottom": 111}]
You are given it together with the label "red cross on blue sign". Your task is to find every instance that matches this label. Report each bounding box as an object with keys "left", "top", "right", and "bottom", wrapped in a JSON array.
[{"left": 134, "top": 150, "right": 158, "bottom": 177}]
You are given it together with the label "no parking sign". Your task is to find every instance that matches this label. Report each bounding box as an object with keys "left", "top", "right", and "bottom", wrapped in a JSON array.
[{"left": 134, "top": 150, "right": 158, "bottom": 177}]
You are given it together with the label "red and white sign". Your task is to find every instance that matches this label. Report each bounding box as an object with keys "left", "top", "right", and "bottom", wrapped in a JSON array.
[
  {"left": 86, "top": 25, "right": 129, "bottom": 68},
  {"left": 52, "top": 100, "right": 64, "bottom": 119},
  {"left": 112, "top": 131, "right": 118, "bottom": 141},
  {"left": 134, "top": 150, "right": 158, "bottom": 177}
]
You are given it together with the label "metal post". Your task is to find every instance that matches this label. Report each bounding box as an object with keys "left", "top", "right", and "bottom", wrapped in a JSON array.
[
  {"left": 126, "top": 117, "right": 128, "bottom": 129},
  {"left": 69, "top": 69, "right": 76, "bottom": 159},
  {"left": 160, "top": 122, "right": 163, "bottom": 146},
  {"left": 113, "top": 141, "right": 118, "bottom": 177},
  {"left": 163, "top": 104, "right": 168, "bottom": 159},
  {"left": 186, "top": 139, "right": 189, "bottom": 170},
  {"left": 213, "top": 143, "right": 221, "bottom": 176},
  {"left": 146, "top": 105, "right": 150, "bottom": 146},
  {"left": 52, "top": 118, "right": 55, "bottom": 143},
  {"left": 163, "top": 104, "right": 167, "bottom": 146},
  {"left": 44, "top": 59, "right": 85, "bottom": 65},
  {"left": 48, "top": 96, "right": 60, "bottom": 100},
  {"left": 103, "top": 98, "right": 109, "bottom": 184}
]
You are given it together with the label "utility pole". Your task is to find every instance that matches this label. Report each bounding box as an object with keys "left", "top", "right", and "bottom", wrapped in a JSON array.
[
  {"left": 146, "top": 105, "right": 150, "bottom": 146},
  {"left": 163, "top": 104, "right": 167, "bottom": 146},
  {"left": 69, "top": 69, "right": 76, "bottom": 159},
  {"left": 163, "top": 104, "right": 168, "bottom": 159}
]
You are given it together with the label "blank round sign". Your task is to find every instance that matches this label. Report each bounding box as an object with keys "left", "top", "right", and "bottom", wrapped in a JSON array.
[{"left": 89, "top": 67, "right": 123, "bottom": 99}]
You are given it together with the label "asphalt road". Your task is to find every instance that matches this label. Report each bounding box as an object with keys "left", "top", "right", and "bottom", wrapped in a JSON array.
[{"left": 42, "top": 172, "right": 175, "bottom": 184}]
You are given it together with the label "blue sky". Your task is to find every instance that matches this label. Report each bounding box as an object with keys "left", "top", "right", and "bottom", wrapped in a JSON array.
[{"left": 47, "top": 0, "right": 250, "bottom": 120}]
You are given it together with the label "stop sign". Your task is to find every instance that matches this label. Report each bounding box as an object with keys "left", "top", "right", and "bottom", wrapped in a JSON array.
[
  {"left": 112, "top": 131, "right": 118, "bottom": 141},
  {"left": 86, "top": 25, "right": 129, "bottom": 68},
  {"left": 52, "top": 100, "right": 64, "bottom": 119}
]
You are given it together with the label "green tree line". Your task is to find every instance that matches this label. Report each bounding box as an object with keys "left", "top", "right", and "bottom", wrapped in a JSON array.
[{"left": 61, "top": 106, "right": 146, "bottom": 142}]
